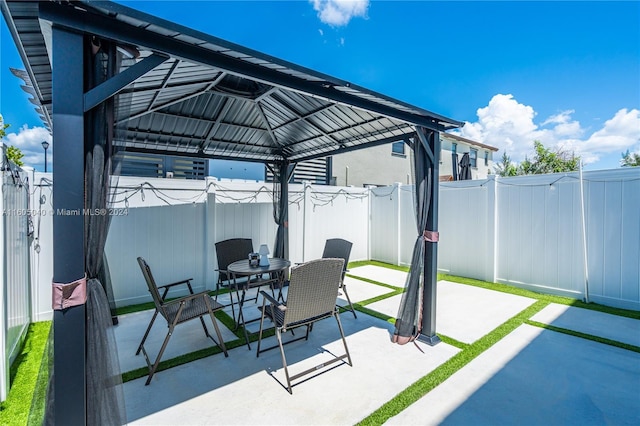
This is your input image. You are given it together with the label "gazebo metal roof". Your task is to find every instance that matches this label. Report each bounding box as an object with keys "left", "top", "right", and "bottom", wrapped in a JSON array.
[{"left": 2, "top": 0, "right": 462, "bottom": 165}]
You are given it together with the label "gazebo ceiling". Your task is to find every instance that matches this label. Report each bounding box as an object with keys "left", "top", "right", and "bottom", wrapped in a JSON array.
[{"left": 2, "top": 0, "right": 463, "bottom": 164}]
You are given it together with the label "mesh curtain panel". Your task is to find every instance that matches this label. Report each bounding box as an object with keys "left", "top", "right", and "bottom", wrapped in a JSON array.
[
  {"left": 85, "top": 38, "right": 126, "bottom": 425},
  {"left": 393, "top": 131, "right": 433, "bottom": 342},
  {"left": 272, "top": 161, "right": 289, "bottom": 259}
]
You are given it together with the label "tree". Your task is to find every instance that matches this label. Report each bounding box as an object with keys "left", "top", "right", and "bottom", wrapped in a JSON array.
[
  {"left": 620, "top": 150, "right": 640, "bottom": 167},
  {"left": 517, "top": 141, "right": 579, "bottom": 175},
  {"left": 6, "top": 145, "right": 25, "bottom": 166},
  {"left": 494, "top": 152, "right": 518, "bottom": 176},
  {"left": 0, "top": 114, "right": 25, "bottom": 166},
  {"left": 0, "top": 113, "right": 8, "bottom": 138}
]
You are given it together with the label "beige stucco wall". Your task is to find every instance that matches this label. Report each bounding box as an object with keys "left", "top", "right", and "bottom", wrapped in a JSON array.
[{"left": 331, "top": 136, "right": 496, "bottom": 187}]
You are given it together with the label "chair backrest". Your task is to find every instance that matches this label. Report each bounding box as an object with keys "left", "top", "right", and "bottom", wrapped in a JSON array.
[
  {"left": 283, "top": 258, "right": 344, "bottom": 326},
  {"left": 215, "top": 238, "right": 254, "bottom": 281},
  {"left": 322, "top": 238, "right": 352, "bottom": 279},
  {"left": 137, "top": 257, "right": 165, "bottom": 312}
]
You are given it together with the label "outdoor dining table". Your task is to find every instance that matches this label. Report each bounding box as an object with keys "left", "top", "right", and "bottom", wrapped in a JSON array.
[{"left": 227, "top": 257, "right": 291, "bottom": 348}]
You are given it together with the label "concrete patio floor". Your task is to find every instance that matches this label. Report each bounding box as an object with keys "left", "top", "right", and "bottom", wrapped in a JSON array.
[{"left": 116, "top": 265, "right": 640, "bottom": 425}]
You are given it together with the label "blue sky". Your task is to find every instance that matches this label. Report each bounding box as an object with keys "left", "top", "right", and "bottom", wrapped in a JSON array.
[{"left": 1, "top": 0, "right": 638, "bottom": 174}]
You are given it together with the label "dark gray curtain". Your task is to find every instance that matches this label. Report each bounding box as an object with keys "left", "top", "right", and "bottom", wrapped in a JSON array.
[
  {"left": 393, "top": 130, "right": 433, "bottom": 342},
  {"left": 272, "top": 160, "right": 290, "bottom": 259},
  {"left": 459, "top": 152, "right": 472, "bottom": 180},
  {"left": 452, "top": 152, "right": 459, "bottom": 181},
  {"left": 84, "top": 38, "right": 126, "bottom": 426}
]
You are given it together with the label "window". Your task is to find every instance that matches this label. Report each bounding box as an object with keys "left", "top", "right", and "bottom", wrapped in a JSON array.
[
  {"left": 452, "top": 143, "right": 457, "bottom": 155},
  {"left": 484, "top": 151, "right": 489, "bottom": 166},
  {"left": 470, "top": 149, "right": 478, "bottom": 167},
  {"left": 391, "top": 141, "right": 405, "bottom": 156}
]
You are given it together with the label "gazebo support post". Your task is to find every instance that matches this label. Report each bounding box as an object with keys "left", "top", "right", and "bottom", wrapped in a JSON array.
[
  {"left": 417, "top": 128, "right": 441, "bottom": 346},
  {"left": 51, "top": 27, "right": 87, "bottom": 425}
]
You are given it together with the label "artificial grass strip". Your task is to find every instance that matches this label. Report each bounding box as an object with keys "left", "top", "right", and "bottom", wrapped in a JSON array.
[
  {"left": 357, "top": 300, "right": 549, "bottom": 426},
  {"left": 345, "top": 274, "right": 405, "bottom": 291},
  {"left": 525, "top": 320, "right": 640, "bottom": 354},
  {"left": 436, "top": 334, "right": 468, "bottom": 350},
  {"left": 0, "top": 321, "right": 51, "bottom": 426},
  {"left": 349, "top": 260, "right": 410, "bottom": 273}
]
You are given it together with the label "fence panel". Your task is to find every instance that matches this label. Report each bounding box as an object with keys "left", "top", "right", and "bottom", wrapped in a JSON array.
[
  {"left": 1, "top": 163, "right": 31, "bottom": 402},
  {"left": 370, "top": 185, "right": 400, "bottom": 264},
  {"left": 495, "top": 174, "right": 585, "bottom": 298},
  {"left": 302, "top": 184, "right": 370, "bottom": 263},
  {"left": 438, "top": 179, "right": 495, "bottom": 282},
  {"left": 584, "top": 169, "right": 640, "bottom": 309}
]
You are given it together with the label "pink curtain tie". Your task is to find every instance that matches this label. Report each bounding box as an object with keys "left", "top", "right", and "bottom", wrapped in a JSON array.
[
  {"left": 423, "top": 230, "right": 439, "bottom": 243},
  {"left": 52, "top": 275, "right": 87, "bottom": 310}
]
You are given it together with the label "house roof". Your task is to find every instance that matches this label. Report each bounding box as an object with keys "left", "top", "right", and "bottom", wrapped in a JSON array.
[
  {"left": 1, "top": 0, "right": 463, "bottom": 164},
  {"left": 443, "top": 132, "right": 499, "bottom": 152}
]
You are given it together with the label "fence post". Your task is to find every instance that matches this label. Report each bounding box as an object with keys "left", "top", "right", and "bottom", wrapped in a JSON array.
[
  {"left": 0, "top": 150, "right": 6, "bottom": 402},
  {"left": 205, "top": 178, "right": 216, "bottom": 291},
  {"left": 487, "top": 175, "right": 498, "bottom": 283},
  {"left": 394, "top": 182, "right": 402, "bottom": 265},
  {"left": 302, "top": 181, "right": 310, "bottom": 262}
]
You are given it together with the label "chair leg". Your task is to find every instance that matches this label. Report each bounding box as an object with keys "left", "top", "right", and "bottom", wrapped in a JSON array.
[
  {"left": 256, "top": 298, "right": 267, "bottom": 357},
  {"left": 341, "top": 283, "right": 357, "bottom": 319},
  {"left": 216, "top": 281, "right": 238, "bottom": 322},
  {"left": 206, "top": 310, "right": 228, "bottom": 357},
  {"left": 334, "top": 312, "right": 353, "bottom": 367},
  {"left": 136, "top": 310, "right": 159, "bottom": 356},
  {"left": 144, "top": 323, "right": 174, "bottom": 385},
  {"left": 276, "top": 327, "right": 293, "bottom": 394}
]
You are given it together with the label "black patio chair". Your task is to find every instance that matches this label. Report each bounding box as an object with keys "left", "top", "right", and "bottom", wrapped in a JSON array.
[
  {"left": 136, "top": 257, "right": 228, "bottom": 385},
  {"left": 256, "top": 258, "right": 353, "bottom": 394},
  {"left": 322, "top": 238, "right": 357, "bottom": 318},
  {"left": 215, "top": 238, "right": 281, "bottom": 323},
  {"left": 214, "top": 238, "right": 254, "bottom": 320}
]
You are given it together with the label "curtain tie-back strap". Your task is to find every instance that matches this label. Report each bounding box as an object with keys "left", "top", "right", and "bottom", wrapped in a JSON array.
[
  {"left": 423, "top": 230, "right": 439, "bottom": 243},
  {"left": 52, "top": 274, "right": 87, "bottom": 310}
]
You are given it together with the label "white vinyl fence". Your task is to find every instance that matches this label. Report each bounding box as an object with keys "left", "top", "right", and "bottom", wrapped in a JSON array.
[
  {"left": 0, "top": 160, "right": 32, "bottom": 402},
  {"left": 438, "top": 169, "right": 640, "bottom": 310},
  {"left": 30, "top": 176, "right": 370, "bottom": 312},
  {"left": 371, "top": 169, "right": 640, "bottom": 310},
  {"left": 27, "top": 168, "right": 640, "bottom": 325}
]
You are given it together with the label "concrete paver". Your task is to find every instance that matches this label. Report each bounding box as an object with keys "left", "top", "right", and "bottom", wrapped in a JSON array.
[
  {"left": 348, "top": 265, "right": 408, "bottom": 287},
  {"left": 367, "top": 280, "right": 536, "bottom": 343},
  {"left": 530, "top": 303, "right": 640, "bottom": 347}
]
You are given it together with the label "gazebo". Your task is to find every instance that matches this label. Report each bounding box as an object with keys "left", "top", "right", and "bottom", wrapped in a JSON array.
[{"left": 1, "top": 1, "right": 462, "bottom": 424}]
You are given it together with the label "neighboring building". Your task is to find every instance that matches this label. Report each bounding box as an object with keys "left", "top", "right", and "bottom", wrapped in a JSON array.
[
  {"left": 115, "top": 152, "right": 208, "bottom": 179},
  {"left": 330, "top": 133, "right": 498, "bottom": 186},
  {"left": 115, "top": 133, "right": 496, "bottom": 186}
]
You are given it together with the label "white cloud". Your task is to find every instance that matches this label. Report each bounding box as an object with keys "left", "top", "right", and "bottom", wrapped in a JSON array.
[
  {"left": 310, "top": 0, "right": 369, "bottom": 27},
  {"left": 2, "top": 124, "right": 51, "bottom": 169},
  {"left": 455, "top": 94, "right": 640, "bottom": 167}
]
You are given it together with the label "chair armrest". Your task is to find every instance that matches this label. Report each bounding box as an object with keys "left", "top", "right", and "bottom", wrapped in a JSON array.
[
  {"left": 259, "top": 290, "right": 285, "bottom": 311},
  {"left": 163, "top": 290, "right": 209, "bottom": 308},
  {"left": 157, "top": 278, "right": 195, "bottom": 300},
  {"left": 157, "top": 278, "right": 194, "bottom": 290}
]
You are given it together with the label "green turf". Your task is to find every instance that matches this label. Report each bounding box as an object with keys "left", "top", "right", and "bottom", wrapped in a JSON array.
[
  {"left": 0, "top": 321, "right": 51, "bottom": 426},
  {"left": 525, "top": 320, "right": 640, "bottom": 353}
]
